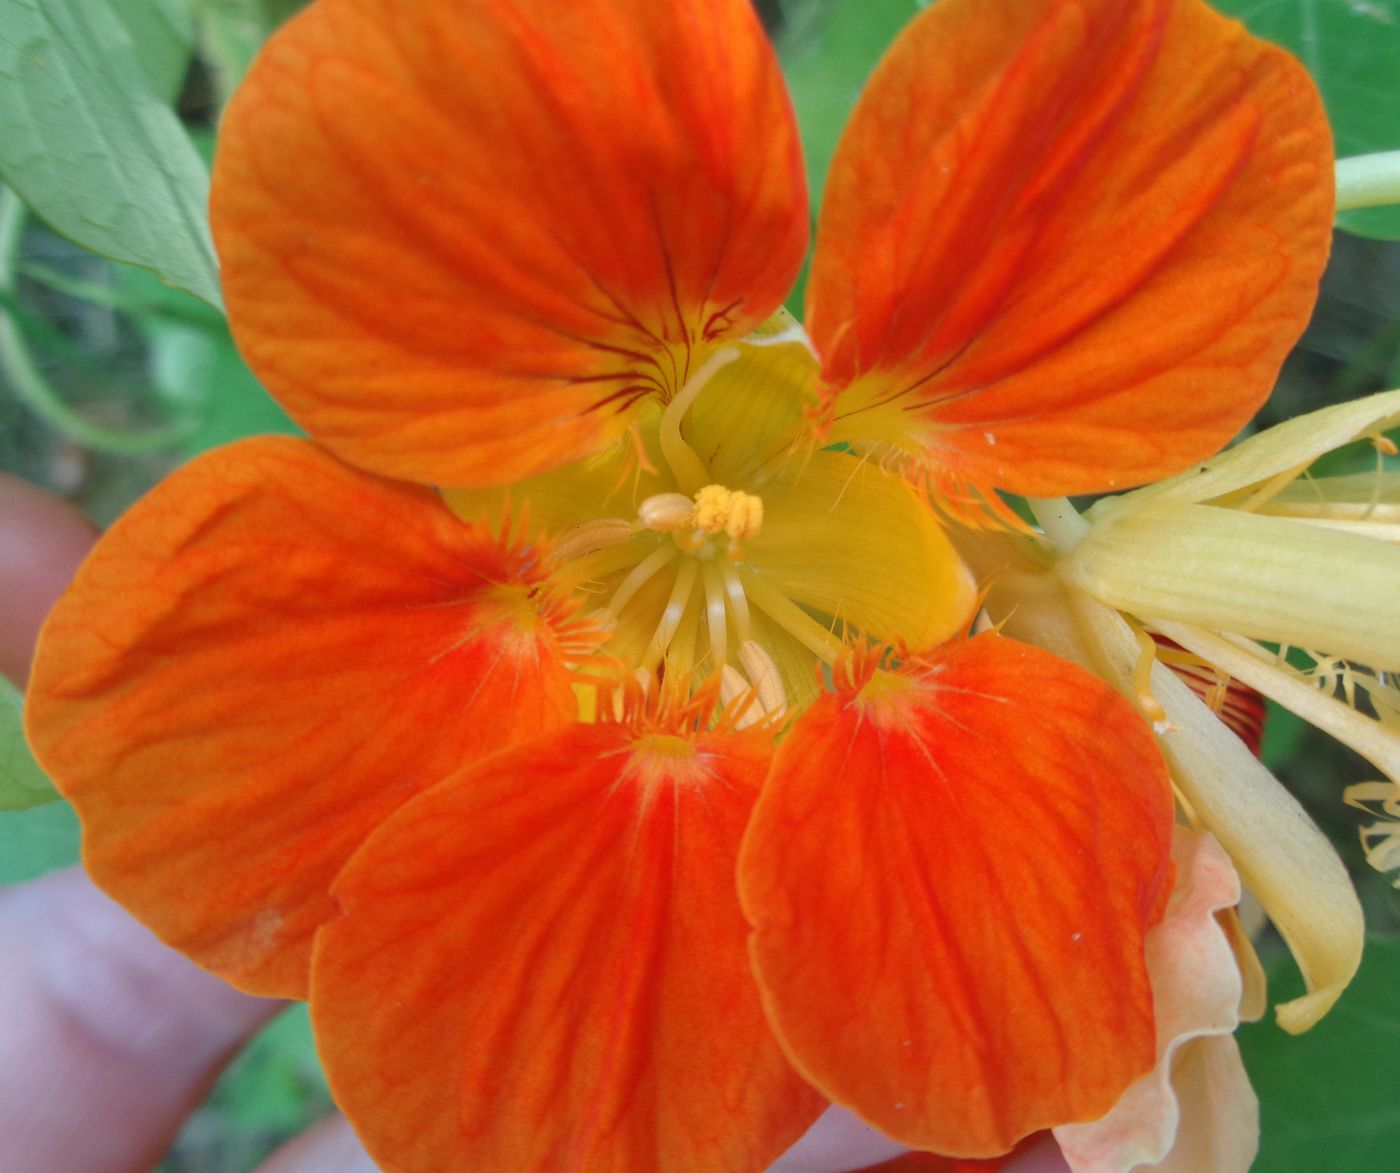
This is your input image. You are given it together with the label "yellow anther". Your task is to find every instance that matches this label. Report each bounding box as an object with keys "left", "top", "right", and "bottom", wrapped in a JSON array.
[
  {"left": 738, "top": 640, "right": 786, "bottom": 721},
  {"left": 638, "top": 492, "right": 697, "bottom": 533},
  {"left": 551, "top": 518, "right": 633, "bottom": 563},
  {"left": 693, "top": 484, "right": 764, "bottom": 540},
  {"left": 719, "top": 664, "right": 763, "bottom": 730},
  {"left": 639, "top": 485, "right": 764, "bottom": 543}
]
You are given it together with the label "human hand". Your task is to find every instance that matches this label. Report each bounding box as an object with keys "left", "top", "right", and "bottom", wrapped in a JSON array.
[{"left": 0, "top": 471, "right": 377, "bottom": 1173}]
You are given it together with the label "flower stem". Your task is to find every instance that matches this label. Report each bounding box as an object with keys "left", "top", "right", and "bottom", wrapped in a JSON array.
[{"left": 1336, "top": 151, "right": 1400, "bottom": 212}]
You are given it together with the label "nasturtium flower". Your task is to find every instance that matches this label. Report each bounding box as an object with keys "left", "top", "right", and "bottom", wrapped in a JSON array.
[{"left": 25, "top": 0, "right": 1334, "bottom": 1168}]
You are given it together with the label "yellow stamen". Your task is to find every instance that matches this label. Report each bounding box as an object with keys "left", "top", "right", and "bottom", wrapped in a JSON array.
[
  {"left": 718, "top": 561, "right": 751, "bottom": 644},
  {"left": 693, "top": 484, "right": 764, "bottom": 539},
  {"left": 638, "top": 484, "right": 765, "bottom": 543},
  {"left": 719, "top": 663, "right": 764, "bottom": 729},
  {"left": 642, "top": 559, "right": 699, "bottom": 671},
  {"left": 701, "top": 561, "right": 730, "bottom": 667},
  {"left": 739, "top": 639, "right": 787, "bottom": 721},
  {"left": 637, "top": 492, "right": 695, "bottom": 533},
  {"left": 609, "top": 544, "right": 677, "bottom": 615},
  {"left": 739, "top": 566, "right": 845, "bottom": 664},
  {"left": 550, "top": 517, "right": 633, "bottom": 563}
]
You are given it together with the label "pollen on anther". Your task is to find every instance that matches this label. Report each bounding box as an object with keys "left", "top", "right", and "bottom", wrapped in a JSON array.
[{"left": 693, "top": 485, "right": 763, "bottom": 539}]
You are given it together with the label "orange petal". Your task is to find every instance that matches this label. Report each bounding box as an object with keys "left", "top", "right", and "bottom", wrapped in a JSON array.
[
  {"left": 25, "top": 438, "right": 586, "bottom": 997},
  {"left": 1052, "top": 829, "right": 1256, "bottom": 1173},
  {"left": 311, "top": 719, "right": 824, "bottom": 1171},
  {"left": 213, "top": 0, "right": 807, "bottom": 488},
  {"left": 807, "top": 0, "right": 1332, "bottom": 499},
  {"left": 739, "top": 636, "right": 1176, "bottom": 1157}
]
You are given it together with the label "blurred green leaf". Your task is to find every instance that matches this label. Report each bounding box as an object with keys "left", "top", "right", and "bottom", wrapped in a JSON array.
[
  {"left": 0, "top": 0, "right": 222, "bottom": 308},
  {"left": 1214, "top": 0, "right": 1400, "bottom": 240},
  {"left": 1241, "top": 934, "right": 1400, "bottom": 1171},
  {"left": 0, "top": 800, "right": 79, "bottom": 884},
  {"left": 132, "top": 273, "right": 300, "bottom": 452},
  {"left": 158, "top": 1004, "right": 331, "bottom": 1170},
  {"left": 215, "top": 1005, "right": 329, "bottom": 1132},
  {"left": 193, "top": 0, "right": 306, "bottom": 103},
  {"left": 0, "top": 677, "right": 55, "bottom": 810},
  {"left": 780, "top": 0, "right": 917, "bottom": 207},
  {"left": 109, "top": 0, "right": 195, "bottom": 103}
]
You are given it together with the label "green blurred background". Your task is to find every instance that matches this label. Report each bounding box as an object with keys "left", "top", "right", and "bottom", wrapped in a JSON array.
[{"left": 2, "top": 0, "right": 1399, "bottom": 1168}]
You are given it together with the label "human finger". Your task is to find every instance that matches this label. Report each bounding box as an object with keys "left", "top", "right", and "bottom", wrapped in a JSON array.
[
  {"left": 0, "top": 473, "right": 286, "bottom": 1172},
  {"left": 0, "top": 471, "right": 97, "bottom": 686},
  {"left": 0, "top": 868, "right": 285, "bottom": 1173},
  {"left": 254, "top": 1113, "right": 379, "bottom": 1173}
]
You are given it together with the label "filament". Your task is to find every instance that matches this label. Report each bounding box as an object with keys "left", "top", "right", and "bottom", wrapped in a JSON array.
[
  {"left": 738, "top": 566, "right": 845, "bottom": 664},
  {"left": 609, "top": 543, "right": 678, "bottom": 615},
  {"left": 701, "top": 560, "right": 729, "bottom": 668},
  {"left": 642, "top": 559, "right": 699, "bottom": 671},
  {"left": 658, "top": 346, "right": 739, "bottom": 494}
]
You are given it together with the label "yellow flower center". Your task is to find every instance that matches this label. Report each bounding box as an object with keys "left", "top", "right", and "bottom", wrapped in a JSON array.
[{"left": 444, "top": 312, "right": 977, "bottom": 724}]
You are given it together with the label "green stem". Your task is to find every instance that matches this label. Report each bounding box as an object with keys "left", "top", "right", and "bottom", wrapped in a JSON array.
[
  {"left": 16, "top": 260, "right": 223, "bottom": 330},
  {"left": 0, "top": 188, "right": 195, "bottom": 455},
  {"left": 1336, "top": 151, "right": 1400, "bottom": 213}
]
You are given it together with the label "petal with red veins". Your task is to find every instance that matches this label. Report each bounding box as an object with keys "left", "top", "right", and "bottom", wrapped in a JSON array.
[
  {"left": 213, "top": 0, "right": 808, "bottom": 487},
  {"left": 807, "top": 0, "right": 1332, "bottom": 499},
  {"left": 26, "top": 437, "right": 585, "bottom": 997},
  {"left": 740, "top": 635, "right": 1175, "bottom": 1156},
  {"left": 312, "top": 720, "right": 824, "bottom": 1172}
]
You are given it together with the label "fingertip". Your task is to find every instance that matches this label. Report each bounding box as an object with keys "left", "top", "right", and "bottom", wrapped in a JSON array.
[
  {"left": 255, "top": 1114, "right": 380, "bottom": 1173},
  {"left": 0, "top": 867, "right": 285, "bottom": 1172},
  {"left": 0, "top": 474, "right": 98, "bottom": 687}
]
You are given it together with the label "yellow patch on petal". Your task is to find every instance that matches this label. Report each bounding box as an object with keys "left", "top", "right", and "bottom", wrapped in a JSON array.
[{"left": 448, "top": 313, "right": 976, "bottom": 704}]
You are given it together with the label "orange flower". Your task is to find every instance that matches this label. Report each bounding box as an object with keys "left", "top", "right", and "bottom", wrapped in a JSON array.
[{"left": 26, "top": 0, "right": 1331, "bottom": 1168}]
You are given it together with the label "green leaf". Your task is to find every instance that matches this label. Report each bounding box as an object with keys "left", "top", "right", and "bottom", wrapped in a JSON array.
[
  {"left": 1213, "top": 0, "right": 1400, "bottom": 240},
  {"left": 779, "top": 0, "right": 918, "bottom": 207},
  {"left": 108, "top": 0, "right": 195, "bottom": 104},
  {"left": 0, "top": 801, "right": 80, "bottom": 884},
  {"left": 123, "top": 253, "right": 300, "bottom": 452},
  {"left": 1241, "top": 934, "right": 1400, "bottom": 1171},
  {"left": 0, "top": 677, "right": 56, "bottom": 811},
  {"left": 213, "top": 1005, "right": 329, "bottom": 1132},
  {"left": 0, "top": 0, "right": 222, "bottom": 308},
  {"left": 193, "top": 0, "right": 306, "bottom": 104}
]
